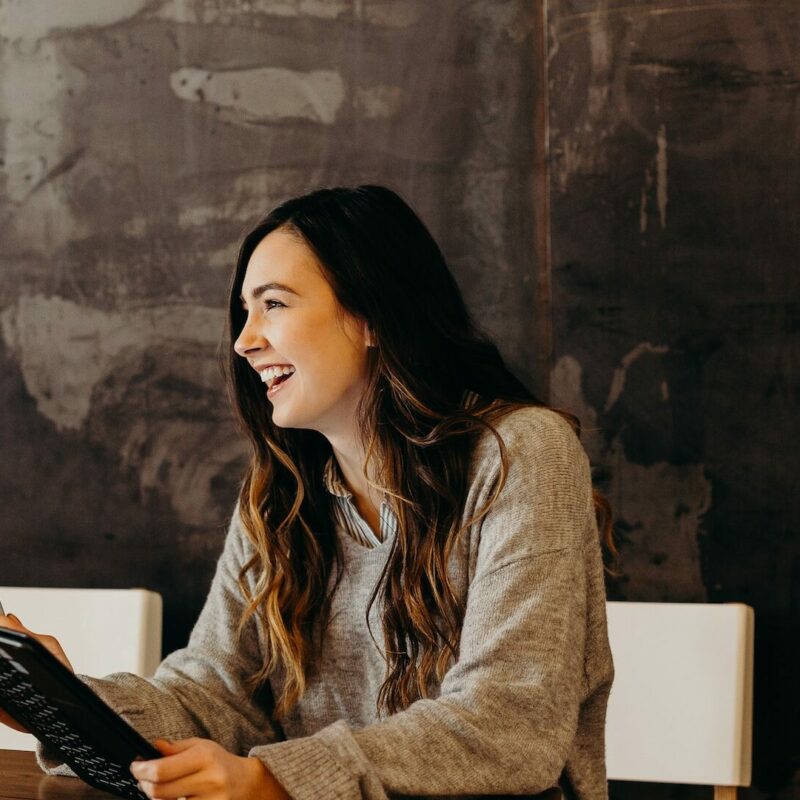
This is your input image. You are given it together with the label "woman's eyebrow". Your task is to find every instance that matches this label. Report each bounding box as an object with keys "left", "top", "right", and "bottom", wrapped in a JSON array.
[{"left": 240, "top": 282, "right": 300, "bottom": 302}]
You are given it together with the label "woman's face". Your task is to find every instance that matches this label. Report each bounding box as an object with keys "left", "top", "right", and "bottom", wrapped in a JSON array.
[{"left": 234, "top": 228, "right": 373, "bottom": 439}]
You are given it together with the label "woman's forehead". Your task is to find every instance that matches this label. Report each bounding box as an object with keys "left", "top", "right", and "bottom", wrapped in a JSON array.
[{"left": 242, "top": 230, "right": 325, "bottom": 297}]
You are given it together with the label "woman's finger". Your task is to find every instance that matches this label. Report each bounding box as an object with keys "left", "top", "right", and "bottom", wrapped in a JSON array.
[
  {"left": 0, "top": 614, "right": 74, "bottom": 673},
  {"left": 154, "top": 738, "right": 197, "bottom": 755},
  {"left": 0, "top": 707, "right": 30, "bottom": 734},
  {"left": 132, "top": 739, "right": 207, "bottom": 784},
  {"left": 135, "top": 741, "right": 210, "bottom": 800},
  {"left": 0, "top": 615, "right": 33, "bottom": 732},
  {"left": 138, "top": 772, "right": 209, "bottom": 800}
]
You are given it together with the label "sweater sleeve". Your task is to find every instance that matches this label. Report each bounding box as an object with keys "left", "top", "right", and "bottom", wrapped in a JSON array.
[
  {"left": 249, "top": 410, "right": 608, "bottom": 800},
  {"left": 36, "top": 507, "right": 280, "bottom": 775}
]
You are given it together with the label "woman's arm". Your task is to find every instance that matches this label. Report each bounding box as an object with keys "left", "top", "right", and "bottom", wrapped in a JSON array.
[
  {"left": 248, "top": 410, "right": 614, "bottom": 800},
  {"left": 37, "top": 508, "right": 280, "bottom": 774}
]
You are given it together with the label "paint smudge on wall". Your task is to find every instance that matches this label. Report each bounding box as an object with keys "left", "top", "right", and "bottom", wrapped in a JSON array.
[
  {"left": 466, "top": 0, "right": 536, "bottom": 44},
  {"left": 550, "top": 354, "right": 602, "bottom": 461},
  {"left": 354, "top": 85, "right": 408, "bottom": 120},
  {"left": 155, "top": 0, "right": 420, "bottom": 27},
  {"left": 605, "top": 341, "right": 670, "bottom": 412},
  {"left": 0, "top": 0, "right": 149, "bottom": 41},
  {"left": 361, "top": 1, "right": 421, "bottom": 28},
  {"left": 639, "top": 166, "right": 653, "bottom": 233},
  {"left": 0, "top": 293, "right": 224, "bottom": 431},
  {"left": 609, "top": 442, "right": 710, "bottom": 601},
  {"left": 175, "top": 166, "right": 309, "bottom": 232},
  {"left": 0, "top": 293, "right": 241, "bottom": 526},
  {"left": 587, "top": 0, "right": 612, "bottom": 118},
  {"left": 656, "top": 123, "right": 668, "bottom": 228},
  {"left": 155, "top": 0, "right": 349, "bottom": 24},
  {"left": 639, "top": 124, "right": 668, "bottom": 233},
  {"left": 552, "top": 352, "right": 708, "bottom": 601},
  {"left": 0, "top": 36, "right": 88, "bottom": 251},
  {"left": 169, "top": 66, "right": 346, "bottom": 125}
]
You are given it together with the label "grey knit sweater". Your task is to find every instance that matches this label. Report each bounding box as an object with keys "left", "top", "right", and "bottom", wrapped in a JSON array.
[{"left": 37, "top": 406, "right": 614, "bottom": 800}]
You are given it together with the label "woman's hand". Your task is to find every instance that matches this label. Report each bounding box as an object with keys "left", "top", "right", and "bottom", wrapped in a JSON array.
[
  {"left": 0, "top": 612, "right": 75, "bottom": 733},
  {"left": 131, "top": 738, "right": 291, "bottom": 800}
]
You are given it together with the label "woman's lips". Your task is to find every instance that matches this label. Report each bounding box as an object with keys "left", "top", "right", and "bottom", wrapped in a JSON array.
[{"left": 267, "top": 371, "right": 293, "bottom": 397}]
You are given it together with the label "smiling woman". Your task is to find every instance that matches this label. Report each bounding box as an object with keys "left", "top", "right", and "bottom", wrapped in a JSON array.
[{"left": 16, "top": 185, "right": 616, "bottom": 800}]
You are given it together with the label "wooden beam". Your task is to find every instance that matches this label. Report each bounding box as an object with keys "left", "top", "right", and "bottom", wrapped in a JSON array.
[{"left": 532, "top": 0, "right": 552, "bottom": 402}]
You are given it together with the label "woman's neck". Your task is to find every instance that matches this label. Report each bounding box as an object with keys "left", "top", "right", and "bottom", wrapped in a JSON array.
[{"left": 328, "top": 436, "right": 385, "bottom": 523}]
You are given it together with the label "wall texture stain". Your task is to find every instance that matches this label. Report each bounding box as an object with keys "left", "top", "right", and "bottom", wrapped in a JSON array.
[
  {"left": 552, "top": 353, "right": 709, "bottom": 603},
  {"left": 169, "top": 66, "right": 347, "bottom": 124},
  {"left": 549, "top": 1, "right": 800, "bottom": 797},
  {"left": 0, "top": 294, "right": 223, "bottom": 429}
]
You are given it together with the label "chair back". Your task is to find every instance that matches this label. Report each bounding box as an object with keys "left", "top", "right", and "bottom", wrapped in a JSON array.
[
  {"left": 605, "top": 601, "right": 754, "bottom": 789},
  {"left": 0, "top": 586, "right": 162, "bottom": 751}
]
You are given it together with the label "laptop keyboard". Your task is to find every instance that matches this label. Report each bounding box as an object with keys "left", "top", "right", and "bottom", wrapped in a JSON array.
[{"left": 0, "top": 658, "right": 148, "bottom": 800}]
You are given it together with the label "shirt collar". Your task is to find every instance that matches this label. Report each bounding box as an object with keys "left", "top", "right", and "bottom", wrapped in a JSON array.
[{"left": 322, "top": 453, "right": 352, "bottom": 498}]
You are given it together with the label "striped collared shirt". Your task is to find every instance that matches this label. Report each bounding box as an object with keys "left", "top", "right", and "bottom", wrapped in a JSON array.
[
  {"left": 322, "top": 456, "right": 396, "bottom": 548},
  {"left": 321, "top": 390, "right": 480, "bottom": 549}
]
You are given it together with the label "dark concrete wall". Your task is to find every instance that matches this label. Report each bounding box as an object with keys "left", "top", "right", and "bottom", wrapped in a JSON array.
[
  {"left": 547, "top": 2, "right": 799, "bottom": 798},
  {"left": 0, "top": 3, "right": 540, "bottom": 652},
  {"left": 0, "top": 1, "right": 797, "bottom": 797}
]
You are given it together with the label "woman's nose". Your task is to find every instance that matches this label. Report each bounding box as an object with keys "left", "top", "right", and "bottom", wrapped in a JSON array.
[{"left": 234, "top": 318, "right": 267, "bottom": 358}]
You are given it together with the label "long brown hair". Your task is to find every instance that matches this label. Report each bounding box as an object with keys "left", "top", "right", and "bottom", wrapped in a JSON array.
[{"left": 225, "top": 185, "right": 615, "bottom": 718}]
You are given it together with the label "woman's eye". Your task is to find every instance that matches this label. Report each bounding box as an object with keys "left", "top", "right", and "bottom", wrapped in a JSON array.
[{"left": 264, "top": 299, "right": 285, "bottom": 311}]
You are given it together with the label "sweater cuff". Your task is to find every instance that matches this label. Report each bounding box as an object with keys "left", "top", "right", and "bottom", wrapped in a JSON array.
[
  {"left": 34, "top": 742, "right": 76, "bottom": 777},
  {"left": 249, "top": 720, "right": 387, "bottom": 800}
]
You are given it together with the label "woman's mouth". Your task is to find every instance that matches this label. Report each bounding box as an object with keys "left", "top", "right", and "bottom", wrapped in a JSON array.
[{"left": 261, "top": 365, "right": 296, "bottom": 398}]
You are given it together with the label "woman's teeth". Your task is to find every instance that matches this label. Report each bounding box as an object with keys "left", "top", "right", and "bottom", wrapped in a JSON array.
[{"left": 261, "top": 365, "right": 296, "bottom": 389}]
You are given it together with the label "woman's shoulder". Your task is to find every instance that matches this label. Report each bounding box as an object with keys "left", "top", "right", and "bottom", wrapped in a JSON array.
[
  {"left": 472, "top": 402, "right": 588, "bottom": 471},
  {"left": 467, "top": 403, "right": 593, "bottom": 518},
  {"left": 466, "top": 403, "right": 595, "bottom": 556}
]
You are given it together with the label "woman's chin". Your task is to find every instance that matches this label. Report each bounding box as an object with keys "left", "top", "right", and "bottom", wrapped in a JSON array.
[
  {"left": 270, "top": 402, "right": 302, "bottom": 429},
  {"left": 270, "top": 406, "right": 289, "bottom": 425}
]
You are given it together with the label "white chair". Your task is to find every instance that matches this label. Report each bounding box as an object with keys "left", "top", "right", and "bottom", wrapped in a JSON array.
[
  {"left": 605, "top": 601, "right": 755, "bottom": 800},
  {"left": 0, "top": 587, "right": 162, "bottom": 751}
]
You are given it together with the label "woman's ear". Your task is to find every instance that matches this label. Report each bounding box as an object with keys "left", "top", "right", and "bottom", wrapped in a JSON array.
[{"left": 362, "top": 319, "right": 376, "bottom": 348}]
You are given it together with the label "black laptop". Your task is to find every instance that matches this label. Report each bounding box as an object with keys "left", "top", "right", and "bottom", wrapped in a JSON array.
[{"left": 0, "top": 627, "right": 160, "bottom": 799}]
